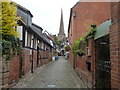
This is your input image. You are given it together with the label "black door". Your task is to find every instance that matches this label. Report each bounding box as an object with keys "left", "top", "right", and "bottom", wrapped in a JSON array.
[
  {"left": 37, "top": 46, "right": 39, "bottom": 67},
  {"left": 95, "top": 35, "right": 111, "bottom": 88}
]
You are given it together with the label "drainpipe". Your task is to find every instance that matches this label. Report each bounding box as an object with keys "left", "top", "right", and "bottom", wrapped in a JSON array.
[{"left": 31, "top": 38, "right": 34, "bottom": 73}]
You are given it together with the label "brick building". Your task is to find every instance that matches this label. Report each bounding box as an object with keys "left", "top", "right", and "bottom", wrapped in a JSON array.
[{"left": 68, "top": 2, "right": 111, "bottom": 88}]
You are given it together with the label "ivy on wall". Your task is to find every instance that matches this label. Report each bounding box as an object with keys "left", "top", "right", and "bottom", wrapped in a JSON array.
[
  {"left": 72, "top": 24, "right": 96, "bottom": 58},
  {"left": 84, "top": 24, "right": 96, "bottom": 43},
  {"left": 72, "top": 38, "right": 85, "bottom": 56},
  {"left": 1, "top": 37, "right": 20, "bottom": 61}
]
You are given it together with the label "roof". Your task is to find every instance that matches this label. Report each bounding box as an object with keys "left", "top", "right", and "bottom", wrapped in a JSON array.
[
  {"left": 19, "top": 19, "right": 53, "bottom": 47},
  {"left": 16, "top": 3, "right": 33, "bottom": 17},
  {"left": 31, "top": 24, "right": 43, "bottom": 38},
  {"left": 94, "top": 20, "right": 111, "bottom": 40},
  {"left": 42, "top": 33, "right": 55, "bottom": 47},
  {"left": 32, "top": 23, "right": 43, "bottom": 30}
]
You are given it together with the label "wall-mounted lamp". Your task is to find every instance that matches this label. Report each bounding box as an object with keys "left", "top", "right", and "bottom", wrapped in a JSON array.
[
  {"left": 73, "top": 12, "right": 76, "bottom": 17},
  {"left": 91, "top": 24, "right": 96, "bottom": 28},
  {"left": 38, "top": 40, "right": 40, "bottom": 44}
]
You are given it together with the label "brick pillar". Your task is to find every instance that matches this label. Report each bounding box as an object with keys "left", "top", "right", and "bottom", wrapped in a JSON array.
[
  {"left": 110, "top": 21, "right": 120, "bottom": 89},
  {"left": 9, "top": 56, "right": 20, "bottom": 85},
  {"left": 88, "top": 36, "right": 95, "bottom": 88},
  {"left": 110, "top": 2, "right": 120, "bottom": 89},
  {"left": 2, "top": 56, "right": 10, "bottom": 88}
]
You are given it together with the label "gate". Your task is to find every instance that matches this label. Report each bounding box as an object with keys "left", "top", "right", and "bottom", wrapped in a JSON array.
[
  {"left": 37, "top": 46, "right": 39, "bottom": 67},
  {"left": 95, "top": 35, "right": 111, "bottom": 88},
  {"left": 37, "top": 46, "right": 43, "bottom": 66}
]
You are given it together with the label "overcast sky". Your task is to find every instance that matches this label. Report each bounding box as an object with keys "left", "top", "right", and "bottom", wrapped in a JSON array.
[{"left": 12, "top": 0, "right": 79, "bottom": 36}]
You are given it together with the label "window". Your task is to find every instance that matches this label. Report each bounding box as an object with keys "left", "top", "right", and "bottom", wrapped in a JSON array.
[
  {"left": 87, "top": 47, "right": 91, "bottom": 56},
  {"left": 31, "top": 35, "right": 34, "bottom": 48},
  {"left": 16, "top": 26, "right": 23, "bottom": 41},
  {"left": 27, "top": 32, "right": 31, "bottom": 47},
  {"left": 35, "top": 39, "right": 37, "bottom": 49},
  {"left": 25, "top": 30, "right": 28, "bottom": 46},
  {"left": 37, "top": 40, "right": 40, "bottom": 48},
  {"left": 33, "top": 38, "right": 36, "bottom": 49},
  {"left": 39, "top": 41, "right": 42, "bottom": 49},
  {"left": 41, "top": 42, "right": 44, "bottom": 49}
]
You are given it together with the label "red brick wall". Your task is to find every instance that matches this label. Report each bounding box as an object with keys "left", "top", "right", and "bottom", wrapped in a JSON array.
[
  {"left": 8, "top": 47, "right": 53, "bottom": 86},
  {"left": 42, "top": 59, "right": 49, "bottom": 65},
  {"left": 75, "top": 37, "right": 95, "bottom": 87},
  {"left": 49, "top": 51, "right": 52, "bottom": 61},
  {"left": 69, "top": 50, "right": 74, "bottom": 65},
  {"left": 110, "top": 21, "right": 120, "bottom": 89},
  {"left": 110, "top": 2, "right": 120, "bottom": 22},
  {"left": 9, "top": 56, "right": 20, "bottom": 84},
  {"left": 21, "top": 49, "right": 31, "bottom": 75},
  {"left": 33, "top": 50, "right": 37, "bottom": 70},
  {"left": 37, "top": 50, "right": 52, "bottom": 66},
  {"left": 69, "top": 2, "right": 111, "bottom": 42},
  {"left": 71, "top": 2, "right": 111, "bottom": 42},
  {"left": 110, "top": 2, "right": 120, "bottom": 88}
]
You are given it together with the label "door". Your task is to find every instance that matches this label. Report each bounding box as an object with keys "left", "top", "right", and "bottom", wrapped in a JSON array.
[
  {"left": 37, "top": 46, "right": 39, "bottom": 67},
  {"left": 95, "top": 35, "right": 111, "bottom": 88}
]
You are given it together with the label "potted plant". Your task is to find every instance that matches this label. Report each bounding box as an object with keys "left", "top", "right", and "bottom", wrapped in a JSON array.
[
  {"left": 65, "top": 45, "right": 71, "bottom": 51},
  {"left": 77, "top": 49, "right": 85, "bottom": 56}
]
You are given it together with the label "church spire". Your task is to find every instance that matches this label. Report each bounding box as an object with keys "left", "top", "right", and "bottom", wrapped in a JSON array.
[
  {"left": 59, "top": 9, "right": 65, "bottom": 35},
  {"left": 58, "top": 8, "right": 66, "bottom": 41}
]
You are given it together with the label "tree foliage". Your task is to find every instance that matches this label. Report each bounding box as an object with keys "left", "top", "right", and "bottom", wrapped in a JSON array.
[
  {"left": 53, "top": 35, "right": 62, "bottom": 47},
  {"left": 57, "top": 40, "right": 62, "bottom": 47},
  {"left": 0, "top": 0, "right": 21, "bottom": 61},
  {"left": 0, "top": 0, "right": 20, "bottom": 37},
  {"left": 53, "top": 35, "right": 58, "bottom": 43}
]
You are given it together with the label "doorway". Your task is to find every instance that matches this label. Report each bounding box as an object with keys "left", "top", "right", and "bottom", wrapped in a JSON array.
[{"left": 95, "top": 35, "right": 111, "bottom": 88}]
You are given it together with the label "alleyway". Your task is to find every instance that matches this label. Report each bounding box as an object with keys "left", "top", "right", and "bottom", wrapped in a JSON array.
[{"left": 13, "top": 57, "right": 87, "bottom": 88}]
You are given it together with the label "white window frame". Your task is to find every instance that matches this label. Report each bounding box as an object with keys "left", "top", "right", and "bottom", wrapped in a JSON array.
[{"left": 25, "top": 30, "right": 28, "bottom": 47}]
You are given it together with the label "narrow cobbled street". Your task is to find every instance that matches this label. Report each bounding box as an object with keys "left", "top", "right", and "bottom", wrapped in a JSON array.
[{"left": 13, "top": 57, "right": 87, "bottom": 88}]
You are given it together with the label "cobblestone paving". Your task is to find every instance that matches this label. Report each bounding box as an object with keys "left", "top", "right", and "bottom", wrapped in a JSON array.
[{"left": 13, "top": 56, "right": 88, "bottom": 88}]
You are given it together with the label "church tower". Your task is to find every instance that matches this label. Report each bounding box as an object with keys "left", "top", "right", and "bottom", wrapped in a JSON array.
[{"left": 58, "top": 9, "right": 66, "bottom": 42}]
